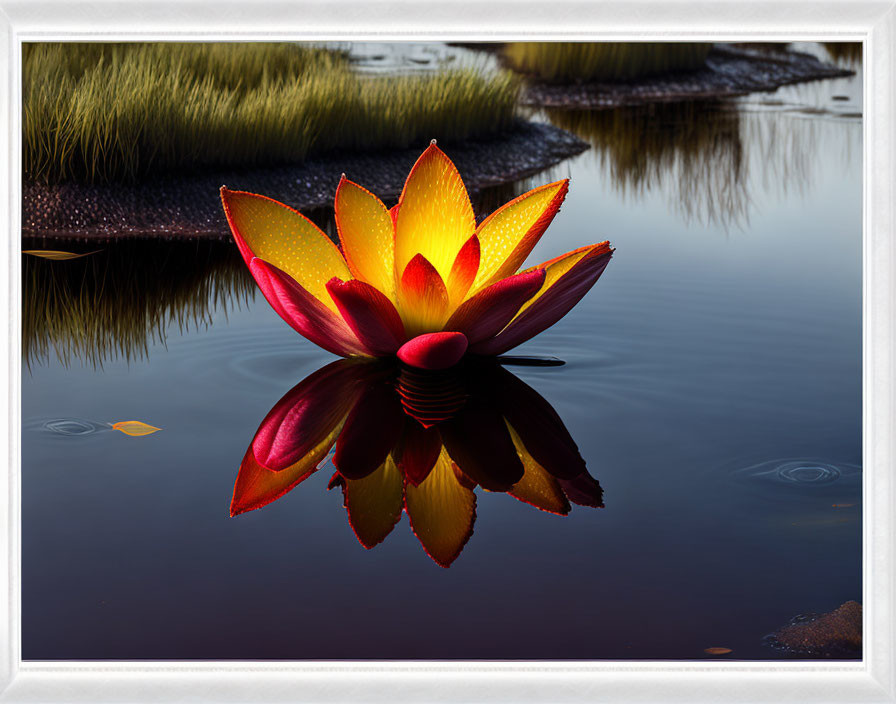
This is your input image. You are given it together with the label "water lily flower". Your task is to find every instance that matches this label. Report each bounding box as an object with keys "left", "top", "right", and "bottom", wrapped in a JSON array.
[
  {"left": 231, "top": 358, "right": 603, "bottom": 567},
  {"left": 220, "top": 142, "right": 613, "bottom": 370}
]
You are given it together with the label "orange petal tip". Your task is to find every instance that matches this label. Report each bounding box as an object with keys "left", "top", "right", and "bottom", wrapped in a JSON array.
[{"left": 398, "top": 332, "right": 468, "bottom": 370}]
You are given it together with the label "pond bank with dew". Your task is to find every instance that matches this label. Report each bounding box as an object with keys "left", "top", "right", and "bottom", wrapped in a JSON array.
[{"left": 23, "top": 121, "right": 586, "bottom": 240}]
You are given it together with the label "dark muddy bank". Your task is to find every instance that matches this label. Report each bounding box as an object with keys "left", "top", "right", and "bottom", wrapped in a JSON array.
[{"left": 23, "top": 122, "right": 586, "bottom": 241}]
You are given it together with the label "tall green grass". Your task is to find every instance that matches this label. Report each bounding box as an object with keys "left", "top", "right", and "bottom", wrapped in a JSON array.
[
  {"left": 24, "top": 43, "right": 520, "bottom": 185},
  {"left": 503, "top": 42, "right": 712, "bottom": 83}
]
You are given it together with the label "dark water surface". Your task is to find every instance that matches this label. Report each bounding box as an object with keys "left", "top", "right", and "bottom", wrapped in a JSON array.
[{"left": 22, "top": 53, "right": 862, "bottom": 660}]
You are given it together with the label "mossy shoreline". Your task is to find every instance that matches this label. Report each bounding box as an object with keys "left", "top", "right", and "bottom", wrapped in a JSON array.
[
  {"left": 23, "top": 121, "right": 587, "bottom": 240},
  {"left": 519, "top": 45, "right": 854, "bottom": 110}
]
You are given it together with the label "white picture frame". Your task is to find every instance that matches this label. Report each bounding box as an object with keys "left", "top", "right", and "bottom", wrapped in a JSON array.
[{"left": 1, "top": 1, "right": 893, "bottom": 701}]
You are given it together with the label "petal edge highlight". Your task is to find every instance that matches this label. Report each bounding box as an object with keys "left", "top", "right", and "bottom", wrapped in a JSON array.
[
  {"left": 249, "top": 258, "right": 368, "bottom": 357},
  {"left": 473, "top": 179, "right": 569, "bottom": 290},
  {"left": 444, "top": 269, "right": 545, "bottom": 345},
  {"left": 334, "top": 178, "right": 397, "bottom": 302},
  {"left": 327, "top": 278, "right": 406, "bottom": 356},
  {"left": 472, "top": 243, "right": 613, "bottom": 355},
  {"left": 221, "top": 187, "right": 351, "bottom": 312}
]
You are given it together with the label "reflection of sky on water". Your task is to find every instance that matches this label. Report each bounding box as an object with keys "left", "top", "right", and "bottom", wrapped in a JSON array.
[
  {"left": 22, "top": 44, "right": 862, "bottom": 660},
  {"left": 537, "top": 68, "right": 860, "bottom": 229}
]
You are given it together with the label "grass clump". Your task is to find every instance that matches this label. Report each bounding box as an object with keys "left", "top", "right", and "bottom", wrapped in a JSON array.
[
  {"left": 502, "top": 42, "right": 712, "bottom": 83},
  {"left": 24, "top": 42, "right": 520, "bottom": 185}
]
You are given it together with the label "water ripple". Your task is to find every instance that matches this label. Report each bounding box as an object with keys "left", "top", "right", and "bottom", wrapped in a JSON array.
[
  {"left": 40, "top": 418, "right": 111, "bottom": 436},
  {"left": 732, "top": 457, "right": 860, "bottom": 488}
]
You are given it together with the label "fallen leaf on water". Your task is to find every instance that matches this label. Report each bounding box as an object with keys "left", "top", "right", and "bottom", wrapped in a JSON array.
[
  {"left": 23, "top": 249, "right": 102, "bottom": 260},
  {"left": 832, "top": 503, "right": 855, "bottom": 508},
  {"left": 112, "top": 421, "right": 162, "bottom": 437},
  {"left": 704, "top": 647, "right": 732, "bottom": 655}
]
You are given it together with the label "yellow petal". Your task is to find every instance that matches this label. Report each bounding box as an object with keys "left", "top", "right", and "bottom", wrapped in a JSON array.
[
  {"left": 335, "top": 178, "right": 397, "bottom": 302},
  {"left": 395, "top": 144, "right": 476, "bottom": 282},
  {"left": 506, "top": 423, "right": 570, "bottom": 515},
  {"left": 112, "top": 420, "right": 161, "bottom": 437},
  {"left": 339, "top": 456, "right": 404, "bottom": 548},
  {"left": 473, "top": 180, "right": 568, "bottom": 290},
  {"left": 23, "top": 249, "right": 101, "bottom": 260},
  {"left": 221, "top": 188, "right": 351, "bottom": 312},
  {"left": 405, "top": 446, "right": 476, "bottom": 567}
]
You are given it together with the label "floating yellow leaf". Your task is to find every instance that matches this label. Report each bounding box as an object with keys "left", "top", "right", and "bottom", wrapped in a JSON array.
[
  {"left": 23, "top": 249, "right": 102, "bottom": 260},
  {"left": 704, "top": 647, "right": 732, "bottom": 655},
  {"left": 112, "top": 420, "right": 162, "bottom": 437}
]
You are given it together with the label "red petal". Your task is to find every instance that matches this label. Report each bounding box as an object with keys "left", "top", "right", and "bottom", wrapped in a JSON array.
[
  {"left": 333, "top": 381, "right": 405, "bottom": 480},
  {"left": 446, "top": 234, "right": 481, "bottom": 306},
  {"left": 393, "top": 421, "right": 442, "bottom": 486},
  {"left": 558, "top": 472, "right": 605, "bottom": 508},
  {"left": 326, "top": 278, "right": 406, "bottom": 355},
  {"left": 249, "top": 258, "right": 367, "bottom": 357},
  {"left": 231, "top": 361, "right": 369, "bottom": 514},
  {"left": 472, "top": 243, "right": 613, "bottom": 355},
  {"left": 444, "top": 269, "right": 545, "bottom": 345},
  {"left": 397, "top": 332, "right": 468, "bottom": 370},
  {"left": 252, "top": 359, "right": 371, "bottom": 471}
]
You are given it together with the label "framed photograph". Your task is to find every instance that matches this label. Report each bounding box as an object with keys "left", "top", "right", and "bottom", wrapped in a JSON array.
[{"left": 1, "top": 1, "right": 894, "bottom": 701}]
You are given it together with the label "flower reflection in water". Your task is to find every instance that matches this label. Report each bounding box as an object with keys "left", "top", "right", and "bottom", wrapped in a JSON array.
[{"left": 231, "top": 358, "right": 602, "bottom": 567}]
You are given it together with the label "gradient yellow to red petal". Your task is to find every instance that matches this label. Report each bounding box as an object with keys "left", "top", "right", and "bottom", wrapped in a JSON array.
[
  {"left": 446, "top": 234, "right": 481, "bottom": 307},
  {"left": 220, "top": 188, "right": 350, "bottom": 312},
  {"left": 473, "top": 179, "right": 569, "bottom": 290},
  {"left": 221, "top": 145, "right": 612, "bottom": 367},
  {"left": 394, "top": 143, "right": 476, "bottom": 283},
  {"left": 397, "top": 254, "right": 450, "bottom": 337}
]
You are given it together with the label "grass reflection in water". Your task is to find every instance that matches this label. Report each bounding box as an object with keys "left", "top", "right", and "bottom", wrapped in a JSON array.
[
  {"left": 23, "top": 238, "right": 254, "bottom": 368},
  {"left": 542, "top": 97, "right": 849, "bottom": 229},
  {"left": 544, "top": 102, "right": 748, "bottom": 227}
]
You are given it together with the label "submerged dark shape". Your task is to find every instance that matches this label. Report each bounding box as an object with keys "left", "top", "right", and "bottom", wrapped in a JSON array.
[{"left": 231, "top": 357, "right": 603, "bottom": 567}]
